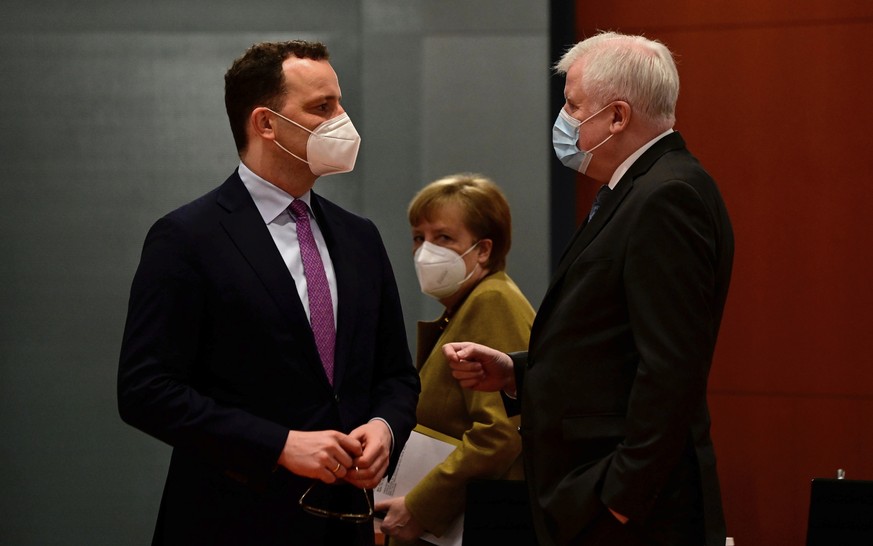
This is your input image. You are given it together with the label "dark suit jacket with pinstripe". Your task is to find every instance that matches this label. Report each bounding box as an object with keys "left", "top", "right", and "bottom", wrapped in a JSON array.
[
  {"left": 512, "top": 132, "right": 733, "bottom": 546},
  {"left": 118, "top": 170, "right": 420, "bottom": 545}
]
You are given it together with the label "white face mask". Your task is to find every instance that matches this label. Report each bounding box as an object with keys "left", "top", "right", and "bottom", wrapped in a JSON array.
[
  {"left": 267, "top": 109, "right": 362, "bottom": 176},
  {"left": 414, "top": 241, "right": 479, "bottom": 300}
]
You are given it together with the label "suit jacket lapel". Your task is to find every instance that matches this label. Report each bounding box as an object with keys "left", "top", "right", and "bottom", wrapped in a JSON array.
[
  {"left": 533, "top": 132, "right": 688, "bottom": 343},
  {"left": 216, "top": 172, "right": 325, "bottom": 380},
  {"left": 530, "top": 183, "right": 631, "bottom": 344}
]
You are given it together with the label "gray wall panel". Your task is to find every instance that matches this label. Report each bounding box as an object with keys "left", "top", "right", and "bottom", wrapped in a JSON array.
[
  {"left": 421, "top": 35, "right": 550, "bottom": 312},
  {"left": 360, "top": 32, "right": 425, "bottom": 341},
  {"left": 422, "top": 0, "right": 549, "bottom": 31},
  {"left": 0, "top": 1, "right": 362, "bottom": 32}
]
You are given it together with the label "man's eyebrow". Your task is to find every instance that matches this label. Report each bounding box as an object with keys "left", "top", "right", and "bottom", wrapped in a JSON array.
[{"left": 305, "top": 93, "right": 341, "bottom": 105}]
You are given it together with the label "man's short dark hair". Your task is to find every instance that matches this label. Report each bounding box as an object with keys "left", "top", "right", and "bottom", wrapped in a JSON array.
[{"left": 224, "top": 40, "right": 330, "bottom": 153}]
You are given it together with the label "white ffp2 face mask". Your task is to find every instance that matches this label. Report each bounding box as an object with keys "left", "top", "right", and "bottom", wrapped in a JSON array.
[
  {"left": 268, "top": 109, "right": 362, "bottom": 176},
  {"left": 413, "top": 241, "right": 479, "bottom": 300}
]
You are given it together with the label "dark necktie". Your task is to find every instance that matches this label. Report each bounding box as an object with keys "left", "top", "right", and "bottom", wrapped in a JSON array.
[
  {"left": 290, "top": 199, "right": 336, "bottom": 385},
  {"left": 587, "top": 185, "right": 610, "bottom": 222}
]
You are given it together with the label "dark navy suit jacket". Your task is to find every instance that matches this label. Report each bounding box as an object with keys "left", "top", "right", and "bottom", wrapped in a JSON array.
[{"left": 118, "top": 170, "right": 419, "bottom": 545}]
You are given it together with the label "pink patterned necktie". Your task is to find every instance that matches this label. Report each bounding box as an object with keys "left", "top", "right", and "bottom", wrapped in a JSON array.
[{"left": 290, "top": 199, "right": 336, "bottom": 385}]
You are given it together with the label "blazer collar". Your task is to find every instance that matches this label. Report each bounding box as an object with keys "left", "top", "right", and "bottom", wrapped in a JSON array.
[
  {"left": 216, "top": 171, "right": 312, "bottom": 330},
  {"left": 560, "top": 131, "right": 686, "bottom": 265},
  {"left": 216, "top": 171, "right": 342, "bottom": 390},
  {"left": 533, "top": 133, "right": 687, "bottom": 341}
]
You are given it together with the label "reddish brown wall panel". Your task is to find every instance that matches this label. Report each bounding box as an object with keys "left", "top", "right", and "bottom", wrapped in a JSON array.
[{"left": 571, "top": 3, "right": 873, "bottom": 544}]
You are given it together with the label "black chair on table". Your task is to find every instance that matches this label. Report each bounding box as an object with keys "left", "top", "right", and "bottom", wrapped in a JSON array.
[{"left": 806, "top": 470, "right": 873, "bottom": 546}]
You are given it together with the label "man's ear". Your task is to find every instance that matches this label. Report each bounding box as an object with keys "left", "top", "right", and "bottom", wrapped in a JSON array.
[
  {"left": 250, "top": 107, "right": 275, "bottom": 140},
  {"left": 610, "top": 101, "right": 632, "bottom": 133}
]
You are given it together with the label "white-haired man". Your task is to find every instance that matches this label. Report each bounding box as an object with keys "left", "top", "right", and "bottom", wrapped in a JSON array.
[{"left": 446, "top": 32, "right": 733, "bottom": 546}]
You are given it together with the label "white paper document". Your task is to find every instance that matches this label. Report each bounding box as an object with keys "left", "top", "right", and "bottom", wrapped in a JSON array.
[{"left": 374, "top": 426, "right": 463, "bottom": 546}]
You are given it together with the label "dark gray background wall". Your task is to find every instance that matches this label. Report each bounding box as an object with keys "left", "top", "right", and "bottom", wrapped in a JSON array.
[{"left": 0, "top": 1, "right": 549, "bottom": 543}]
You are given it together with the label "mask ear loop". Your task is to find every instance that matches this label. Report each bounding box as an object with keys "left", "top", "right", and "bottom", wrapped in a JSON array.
[
  {"left": 579, "top": 102, "right": 613, "bottom": 125},
  {"left": 265, "top": 108, "right": 313, "bottom": 165},
  {"left": 455, "top": 240, "right": 482, "bottom": 287},
  {"left": 273, "top": 139, "right": 309, "bottom": 165},
  {"left": 459, "top": 240, "right": 479, "bottom": 258},
  {"left": 265, "top": 107, "right": 315, "bottom": 135},
  {"left": 587, "top": 133, "right": 614, "bottom": 153},
  {"left": 579, "top": 103, "right": 617, "bottom": 154}
]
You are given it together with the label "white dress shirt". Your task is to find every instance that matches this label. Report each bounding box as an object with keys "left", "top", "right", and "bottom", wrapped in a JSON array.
[
  {"left": 237, "top": 162, "right": 338, "bottom": 326},
  {"left": 608, "top": 128, "right": 674, "bottom": 189},
  {"left": 237, "top": 162, "right": 395, "bottom": 447}
]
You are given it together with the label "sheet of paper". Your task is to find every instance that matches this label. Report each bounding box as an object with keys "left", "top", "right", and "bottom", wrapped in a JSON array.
[{"left": 374, "top": 426, "right": 463, "bottom": 546}]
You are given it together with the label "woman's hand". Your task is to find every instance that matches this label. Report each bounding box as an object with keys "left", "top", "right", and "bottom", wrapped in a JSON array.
[{"left": 375, "top": 495, "right": 426, "bottom": 542}]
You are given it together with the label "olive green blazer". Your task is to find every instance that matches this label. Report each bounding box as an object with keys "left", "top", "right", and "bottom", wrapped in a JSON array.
[{"left": 404, "top": 271, "right": 535, "bottom": 538}]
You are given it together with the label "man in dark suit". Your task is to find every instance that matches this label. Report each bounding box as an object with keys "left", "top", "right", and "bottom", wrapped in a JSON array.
[
  {"left": 118, "top": 40, "right": 420, "bottom": 545},
  {"left": 445, "top": 32, "right": 733, "bottom": 546}
]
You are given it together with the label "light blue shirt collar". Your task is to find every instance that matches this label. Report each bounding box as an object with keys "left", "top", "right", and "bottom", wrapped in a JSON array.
[{"left": 237, "top": 161, "right": 312, "bottom": 224}]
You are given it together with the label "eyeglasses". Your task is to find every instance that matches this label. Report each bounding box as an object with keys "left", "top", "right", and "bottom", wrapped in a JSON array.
[{"left": 298, "top": 481, "right": 374, "bottom": 523}]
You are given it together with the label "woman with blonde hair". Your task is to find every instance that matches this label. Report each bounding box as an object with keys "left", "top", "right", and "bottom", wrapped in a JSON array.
[{"left": 376, "top": 173, "right": 535, "bottom": 544}]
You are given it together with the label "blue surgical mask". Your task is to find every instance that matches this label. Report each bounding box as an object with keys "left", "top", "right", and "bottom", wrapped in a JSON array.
[{"left": 552, "top": 105, "right": 613, "bottom": 174}]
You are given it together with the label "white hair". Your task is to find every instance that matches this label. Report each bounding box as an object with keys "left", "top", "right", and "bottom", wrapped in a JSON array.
[{"left": 554, "top": 31, "right": 679, "bottom": 129}]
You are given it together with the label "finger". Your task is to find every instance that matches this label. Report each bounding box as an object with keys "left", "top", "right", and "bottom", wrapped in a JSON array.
[
  {"left": 353, "top": 439, "right": 377, "bottom": 465},
  {"left": 342, "top": 475, "right": 368, "bottom": 489},
  {"left": 454, "top": 343, "right": 483, "bottom": 362},
  {"left": 320, "top": 468, "right": 339, "bottom": 484},
  {"left": 332, "top": 448, "right": 355, "bottom": 469},
  {"left": 356, "top": 462, "right": 388, "bottom": 487},
  {"left": 451, "top": 370, "right": 483, "bottom": 385},
  {"left": 337, "top": 434, "right": 364, "bottom": 459},
  {"left": 450, "top": 357, "right": 481, "bottom": 372},
  {"left": 346, "top": 463, "right": 366, "bottom": 483},
  {"left": 355, "top": 443, "right": 388, "bottom": 470},
  {"left": 344, "top": 467, "right": 373, "bottom": 488},
  {"left": 446, "top": 359, "right": 466, "bottom": 371},
  {"left": 450, "top": 364, "right": 481, "bottom": 376},
  {"left": 329, "top": 460, "right": 348, "bottom": 479},
  {"left": 458, "top": 378, "right": 480, "bottom": 389},
  {"left": 352, "top": 464, "right": 375, "bottom": 479},
  {"left": 347, "top": 476, "right": 380, "bottom": 490},
  {"left": 316, "top": 456, "right": 343, "bottom": 483},
  {"left": 441, "top": 342, "right": 462, "bottom": 362}
]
